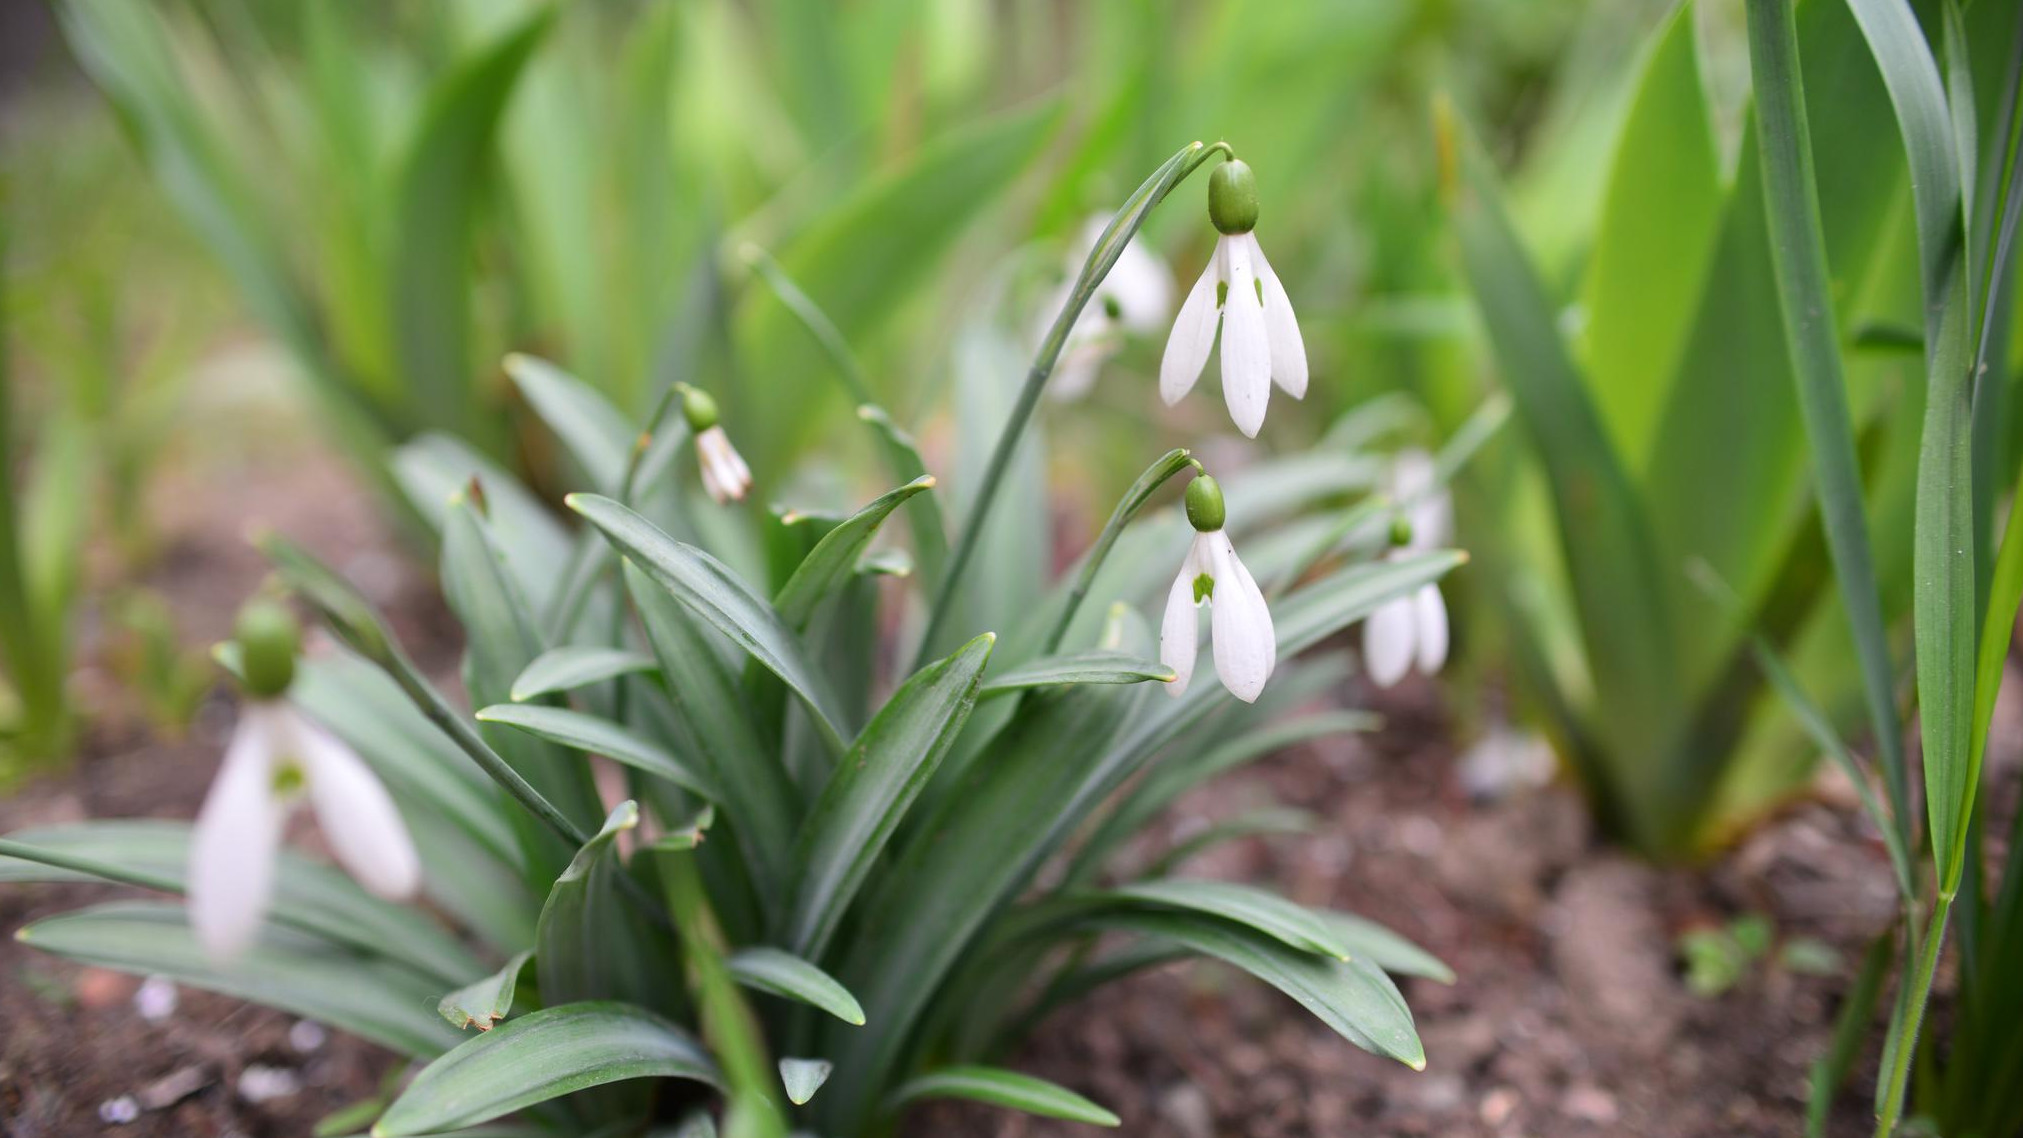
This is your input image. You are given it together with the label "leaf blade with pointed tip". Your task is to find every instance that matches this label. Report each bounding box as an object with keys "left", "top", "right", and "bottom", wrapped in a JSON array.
[
  {"left": 440, "top": 950, "right": 532, "bottom": 1032},
  {"left": 476, "top": 704, "right": 717, "bottom": 800},
  {"left": 779, "top": 1058, "right": 833, "bottom": 1106},
  {"left": 572, "top": 493, "right": 849, "bottom": 753},
  {"left": 774, "top": 476, "right": 936, "bottom": 630},
  {"left": 504, "top": 353, "right": 633, "bottom": 491},
  {"left": 725, "top": 947, "right": 866, "bottom": 1026},
  {"left": 889, "top": 1066, "right": 1118, "bottom": 1127},
  {"left": 510, "top": 646, "right": 660, "bottom": 702},
  {"left": 373, "top": 1001, "right": 719, "bottom": 1136},
  {"left": 979, "top": 651, "right": 1175, "bottom": 698}
]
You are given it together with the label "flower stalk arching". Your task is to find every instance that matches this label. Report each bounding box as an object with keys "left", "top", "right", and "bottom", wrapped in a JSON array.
[
  {"left": 915, "top": 140, "right": 1236, "bottom": 669},
  {"left": 1040, "top": 448, "right": 1201, "bottom": 656}
]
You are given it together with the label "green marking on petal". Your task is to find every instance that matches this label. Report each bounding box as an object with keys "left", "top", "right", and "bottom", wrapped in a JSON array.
[
  {"left": 1255, "top": 277, "right": 1264, "bottom": 304},
  {"left": 1192, "top": 573, "right": 1216, "bottom": 604},
  {"left": 271, "top": 762, "right": 306, "bottom": 796},
  {"left": 1216, "top": 281, "right": 1228, "bottom": 309}
]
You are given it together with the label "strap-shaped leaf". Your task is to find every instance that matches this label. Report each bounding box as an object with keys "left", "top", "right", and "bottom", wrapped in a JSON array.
[
  {"left": 889, "top": 1066, "right": 1118, "bottom": 1127},
  {"left": 979, "top": 651, "right": 1174, "bottom": 698},
  {"left": 624, "top": 562, "right": 796, "bottom": 906},
  {"left": 1089, "top": 908, "right": 1423, "bottom": 1069},
  {"left": 477, "top": 704, "right": 717, "bottom": 799},
  {"left": 17, "top": 902, "right": 460, "bottom": 1057},
  {"left": 773, "top": 475, "right": 936, "bottom": 629},
  {"left": 440, "top": 950, "right": 532, "bottom": 1031},
  {"left": 1324, "top": 914, "right": 1455, "bottom": 984},
  {"left": 857, "top": 406, "right": 948, "bottom": 586},
  {"left": 504, "top": 353, "right": 633, "bottom": 491},
  {"left": 726, "top": 947, "right": 866, "bottom": 1026},
  {"left": 779, "top": 1058, "right": 833, "bottom": 1106},
  {"left": 387, "top": 7, "right": 553, "bottom": 443},
  {"left": 1092, "top": 880, "right": 1351, "bottom": 960},
  {"left": 783, "top": 632, "right": 994, "bottom": 957},
  {"left": 0, "top": 821, "right": 480, "bottom": 985},
  {"left": 572, "top": 493, "right": 849, "bottom": 753},
  {"left": 373, "top": 1001, "right": 719, "bottom": 1136},
  {"left": 535, "top": 802, "right": 676, "bottom": 1014},
  {"left": 510, "top": 646, "right": 660, "bottom": 702},
  {"left": 392, "top": 434, "right": 573, "bottom": 610}
]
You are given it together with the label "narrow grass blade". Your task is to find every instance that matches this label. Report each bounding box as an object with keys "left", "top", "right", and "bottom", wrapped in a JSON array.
[
  {"left": 510, "top": 646, "right": 659, "bottom": 702},
  {"left": 979, "top": 652, "right": 1174, "bottom": 698}
]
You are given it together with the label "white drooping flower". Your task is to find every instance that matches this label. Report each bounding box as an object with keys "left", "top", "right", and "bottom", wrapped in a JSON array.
[
  {"left": 1160, "top": 159, "right": 1307, "bottom": 438},
  {"left": 1160, "top": 474, "right": 1276, "bottom": 702},
  {"left": 1363, "top": 449, "right": 1452, "bottom": 688},
  {"left": 1041, "top": 214, "right": 1174, "bottom": 400},
  {"left": 695, "top": 425, "right": 753, "bottom": 504},
  {"left": 190, "top": 700, "right": 420, "bottom": 963},
  {"left": 679, "top": 385, "right": 752, "bottom": 504},
  {"left": 189, "top": 600, "right": 418, "bottom": 964}
]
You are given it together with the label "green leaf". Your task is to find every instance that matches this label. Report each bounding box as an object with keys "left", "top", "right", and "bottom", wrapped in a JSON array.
[
  {"left": 1581, "top": 1, "right": 1723, "bottom": 462},
  {"left": 372, "top": 1002, "right": 719, "bottom": 1137},
  {"left": 979, "top": 651, "right": 1175, "bottom": 698},
  {"left": 387, "top": 7, "right": 554, "bottom": 438},
  {"left": 440, "top": 950, "right": 532, "bottom": 1032},
  {"left": 1091, "top": 880, "right": 1352, "bottom": 960},
  {"left": 510, "top": 646, "right": 660, "bottom": 702},
  {"left": 0, "top": 821, "right": 481, "bottom": 985},
  {"left": 534, "top": 802, "right": 673, "bottom": 1013},
  {"left": 572, "top": 493, "right": 849, "bottom": 753},
  {"left": 1745, "top": 0, "right": 1912, "bottom": 859},
  {"left": 504, "top": 353, "right": 635, "bottom": 492},
  {"left": 476, "top": 704, "right": 718, "bottom": 800},
  {"left": 783, "top": 633, "right": 994, "bottom": 957},
  {"left": 623, "top": 561, "right": 797, "bottom": 906},
  {"left": 392, "top": 433, "right": 572, "bottom": 611},
  {"left": 778, "top": 1058, "right": 832, "bottom": 1106},
  {"left": 1089, "top": 909, "right": 1424, "bottom": 1069},
  {"left": 17, "top": 902, "right": 460, "bottom": 1057},
  {"left": 1452, "top": 127, "right": 1681, "bottom": 850},
  {"left": 1140, "top": 807, "right": 1315, "bottom": 878},
  {"left": 773, "top": 476, "right": 936, "bottom": 630},
  {"left": 889, "top": 1067, "right": 1118, "bottom": 1128},
  {"left": 856, "top": 405, "right": 949, "bottom": 587},
  {"left": 1323, "top": 914, "right": 1456, "bottom": 984},
  {"left": 725, "top": 947, "right": 867, "bottom": 1026}
]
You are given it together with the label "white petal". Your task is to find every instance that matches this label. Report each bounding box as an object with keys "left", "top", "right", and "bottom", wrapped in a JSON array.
[
  {"left": 300, "top": 717, "right": 420, "bottom": 901},
  {"left": 1207, "top": 532, "right": 1275, "bottom": 702},
  {"left": 1414, "top": 584, "right": 1449, "bottom": 675},
  {"left": 1363, "top": 595, "right": 1416, "bottom": 689},
  {"left": 189, "top": 707, "right": 287, "bottom": 964},
  {"left": 1248, "top": 233, "right": 1308, "bottom": 398},
  {"left": 1391, "top": 449, "right": 1450, "bottom": 549},
  {"left": 1049, "top": 343, "right": 1107, "bottom": 401},
  {"left": 1159, "top": 549, "right": 1202, "bottom": 699},
  {"left": 1105, "top": 239, "right": 1174, "bottom": 334},
  {"left": 1160, "top": 249, "right": 1222, "bottom": 406},
  {"left": 1218, "top": 235, "right": 1271, "bottom": 438}
]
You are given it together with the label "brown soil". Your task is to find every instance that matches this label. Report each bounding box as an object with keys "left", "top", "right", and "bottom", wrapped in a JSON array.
[{"left": 1, "top": 434, "right": 2002, "bottom": 1138}]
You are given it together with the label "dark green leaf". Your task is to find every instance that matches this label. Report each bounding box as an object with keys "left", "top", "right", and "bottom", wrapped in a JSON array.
[
  {"left": 778, "top": 1058, "right": 832, "bottom": 1106},
  {"left": 979, "top": 651, "right": 1175, "bottom": 698},
  {"left": 373, "top": 1002, "right": 718, "bottom": 1136},
  {"left": 1092, "top": 880, "right": 1352, "bottom": 960},
  {"left": 476, "top": 704, "right": 718, "bottom": 800},
  {"left": 773, "top": 476, "right": 935, "bottom": 630}
]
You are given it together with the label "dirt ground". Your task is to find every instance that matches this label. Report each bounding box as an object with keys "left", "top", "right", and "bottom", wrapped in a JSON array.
[{"left": 0, "top": 440, "right": 2003, "bottom": 1138}]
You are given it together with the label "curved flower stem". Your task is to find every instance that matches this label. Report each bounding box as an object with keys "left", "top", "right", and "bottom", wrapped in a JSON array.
[
  {"left": 1040, "top": 448, "right": 1199, "bottom": 655},
  {"left": 913, "top": 140, "right": 1234, "bottom": 669}
]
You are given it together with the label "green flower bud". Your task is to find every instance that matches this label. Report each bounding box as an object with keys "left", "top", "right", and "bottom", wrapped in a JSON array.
[
  {"left": 1389, "top": 515, "right": 1415, "bottom": 548},
  {"left": 1207, "top": 159, "right": 1259, "bottom": 235},
  {"left": 679, "top": 385, "right": 721, "bottom": 433},
  {"left": 235, "top": 598, "right": 299, "bottom": 699},
  {"left": 1185, "top": 474, "right": 1227, "bottom": 533}
]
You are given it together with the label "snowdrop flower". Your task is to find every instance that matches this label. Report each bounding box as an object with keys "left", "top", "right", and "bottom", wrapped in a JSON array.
[
  {"left": 1363, "top": 450, "right": 1452, "bottom": 688},
  {"left": 1161, "top": 474, "right": 1276, "bottom": 702},
  {"left": 1040, "top": 214, "right": 1173, "bottom": 400},
  {"left": 680, "top": 384, "right": 752, "bottom": 504},
  {"left": 1160, "top": 159, "right": 1308, "bottom": 437},
  {"left": 189, "top": 601, "right": 418, "bottom": 964}
]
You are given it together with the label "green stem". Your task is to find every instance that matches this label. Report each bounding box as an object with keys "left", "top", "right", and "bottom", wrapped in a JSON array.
[
  {"left": 660, "top": 848, "right": 788, "bottom": 1138},
  {"left": 1875, "top": 895, "right": 1952, "bottom": 1137},
  {"left": 912, "top": 140, "right": 1233, "bottom": 668},
  {"left": 1039, "top": 448, "right": 1197, "bottom": 655}
]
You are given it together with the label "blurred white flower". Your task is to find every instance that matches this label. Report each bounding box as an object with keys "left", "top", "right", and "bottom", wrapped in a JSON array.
[
  {"left": 1042, "top": 215, "right": 1174, "bottom": 400},
  {"left": 1161, "top": 476, "right": 1276, "bottom": 702},
  {"left": 1160, "top": 160, "right": 1307, "bottom": 437},
  {"left": 133, "top": 975, "right": 177, "bottom": 1022},
  {"left": 1364, "top": 449, "right": 1453, "bottom": 688},
  {"left": 189, "top": 702, "right": 419, "bottom": 964},
  {"left": 695, "top": 425, "right": 754, "bottom": 504}
]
